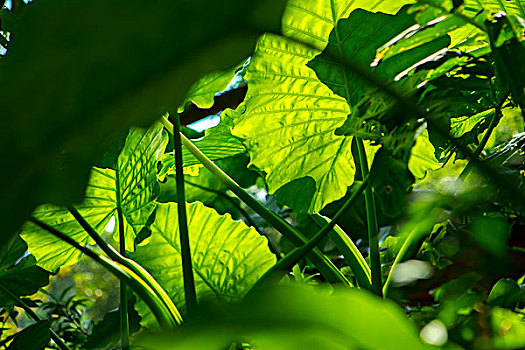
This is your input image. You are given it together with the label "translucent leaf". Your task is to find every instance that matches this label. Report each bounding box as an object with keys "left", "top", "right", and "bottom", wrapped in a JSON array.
[
  {"left": 131, "top": 202, "right": 276, "bottom": 328},
  {"left": 177, "top": 62, "right": 245, "bottom": 112},
  {"left": 0, "top": 0, "right": 286, "bottom": 247},
  {"left": 159, "top": 109, "right": 246, "bottom": 180},
  {"left": 21, "top": 123, "right": 168, "bottom": 272},
  {"left": 233, "top": 1, "right": 407, "bottom": 213}
]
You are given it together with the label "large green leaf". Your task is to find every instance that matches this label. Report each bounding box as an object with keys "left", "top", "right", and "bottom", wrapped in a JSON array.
[
  {"left": 307, "top": 5, "right": 449, "bottom": 168},
  {"left": 375, "top": 0, "right": 525, "bottom": 71},
  {"left": 307, "top": 6, "right": 449, "bottom": 106},
  {"left": 20, "top": 123, "right": 168, "bottom": 272},
  {"left": 0, "top": 236, "right": 49, "bottom": 307},
  {"left": 0, "top": 0, "right": 286, "bottom": 247},
  {"left": 233, "top": 0, "right": 408, "bottom": 214},
  {"left": 137, "top": 286, "right": 428, "bottom": 350},
  {"left": 131, "top": 202, "right": 276, "bottom": 328}
]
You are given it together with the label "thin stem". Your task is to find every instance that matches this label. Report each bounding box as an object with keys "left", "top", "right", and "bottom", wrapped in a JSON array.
[
  {"left": 458, "top": 104, "right": 503, "bottom": 181},
  {"left": 161, "top": 116, "right": 350, "bottom": 286},
  {"left": 355, "top": 138, "right": 382, "bottom": 297},
  {"left": 28, "top": 217, "right": 176, "bottom": 330},
  {"left": 172, "top": 113, "right": 198, "bottom": 314},
  {"left": 250, "top": 178, "right": 371, "bottom": 293},
  {"left": 116, "top": 206, "right": 129, "bottom": 349},
  {"left": 309, "top": 215, "right": 372, "bottom": 289},
  {"left": 0, "top": 285, "right": 72, "bottom": 350},
  {"left": 185, "top": 180, "right": 260, "bottom": 231},
  {"left": 67, "top": 207, "right": 183, "bottom": 325}
]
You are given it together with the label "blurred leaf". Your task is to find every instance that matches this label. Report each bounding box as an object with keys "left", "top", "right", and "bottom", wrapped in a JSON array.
[
  {"left": 137, "top": 286, "right": 428, "bottom": 350},
  {"left": 7, "top": 320, "right": 50, "bottom": 350},
  {"left": 432, "top": 272, "right": 483, "bottom": 302},
  {"left": 491, "top": 307, "right": 525, "bottom": 349},
  {"left": 84, "top": 296, "right": 141, "bottom": 349},
  {"left": 0, "top": 0, "right": 287, "bottom": 247},
  {"left": 488, "top": 278, "right": 523, "bottom": 309},
  {"left": 470, "top": 215, "right": 511, "bottom": 256},
  {"left": 21, "top": 123, "right": 168, "bottom": 271},
  {"left": 131, "top": 202, "right": 276, "bottom": 328}
]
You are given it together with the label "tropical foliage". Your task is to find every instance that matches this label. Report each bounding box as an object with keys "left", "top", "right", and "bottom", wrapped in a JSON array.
[{"left": 0, "top": 0, "right": 524, "bottom": 349}]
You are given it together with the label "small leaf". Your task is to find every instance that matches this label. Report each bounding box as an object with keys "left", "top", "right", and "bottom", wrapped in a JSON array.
[{"left": 488, "top": 278, "right": 523, "bottom": 309}]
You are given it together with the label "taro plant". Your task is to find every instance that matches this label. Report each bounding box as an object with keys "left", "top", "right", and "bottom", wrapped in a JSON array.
[{"left": 1, "top": 0, "right": 525, "bottom": 349}]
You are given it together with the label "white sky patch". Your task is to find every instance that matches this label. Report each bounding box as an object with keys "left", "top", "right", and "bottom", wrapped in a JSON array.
[
  {"left": 187, "top": 114, "right": 221, "bottom": 132},
  {"left": 104, "top": 216, "right": 116, "bottom": 234}
]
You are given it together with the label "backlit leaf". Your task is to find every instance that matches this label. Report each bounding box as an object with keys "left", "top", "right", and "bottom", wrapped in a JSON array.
[
  {"left": 131, "top": 202, "right": 276, "bottom": 328},
  {"left": 21, "top": 123, "right": 168, "bottom": 271}
]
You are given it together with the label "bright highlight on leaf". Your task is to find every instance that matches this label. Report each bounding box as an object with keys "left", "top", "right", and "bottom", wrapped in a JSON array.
[
  {"left": 131, "top": 202, "right": 276, "bottom": 328},
  {"left": 21, "top": 123, "right": 168, "bottom": 271}
]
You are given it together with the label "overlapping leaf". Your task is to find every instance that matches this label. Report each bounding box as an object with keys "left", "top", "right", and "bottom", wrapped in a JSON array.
[
  {"left": 233, "top": 0, "right": 410, "bottom": 214},
  {"left": 0, "top": 236, "right": 49, "bottom": 307},
  {"left": 0, "top": 0, "right": 286, "bottom": 247},
  {"left": 159, "top": 154, "right": 260, "bottom": 219},
  {"left": 159, "top": 109, "right": 246, "bottom": 179},
  {"left": 20, "top": 123, "right": 168, "bottom": 272},
  {"left": 177, "top": 62, "right": 244, "bottom": 113},
  {"left": 137, "top": 286, "right": 428, "bottom": 350},
  {"left": 131, "top": 202, "right": 276, "bottom": 327}
]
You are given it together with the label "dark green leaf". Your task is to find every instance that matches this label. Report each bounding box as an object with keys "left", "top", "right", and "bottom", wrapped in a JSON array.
[
  {"left": 0, "top": 256, "right": 49, "bottom": 307},
  {"left": 488, "top": 278, "right": 523, "bottom": 309},
  {"left": 0, "top": 0, "right": 286, "bottom": 247},
  {"left": 7, "top": 320, "right": 50, "bottom": 350}
]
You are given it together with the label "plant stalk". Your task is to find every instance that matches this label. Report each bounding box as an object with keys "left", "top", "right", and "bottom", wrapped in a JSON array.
[
  {"left": 116, "top": 206, "right": 129, "bottom": 349},
  {"left": 161, "top": 116, "right": 350, "bottom": 286},
  {"left": 67, "top": 207, "right": 183, "bottom": 325},
  {"left": 185, "top": 180, "right": 260, "bottom": 231},
  {"left": 250, "top": 178, "right": 371, "bottom": 292},
  {"left": 0, "top": 285, "right": 72, "bottom": 350},
  {"left": 355, "top": 138, "right": 382, "bottom": 296},
  {"left": 28, "top": 217, "right": 177, "bottom": 330},
  {"left": 172, "top": 113, "right": 198, "bottom": 314},
  {"left": 310, "top": 215, "right": 372, "bottom": 289},
  {"left": 458, "top": 105, "right": 502, "bottom": 181}
]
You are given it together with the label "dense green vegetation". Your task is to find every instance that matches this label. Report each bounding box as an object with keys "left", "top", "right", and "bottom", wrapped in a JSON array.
[{"left": 1, "top": 0, "right": 525, "bottom": 348}]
